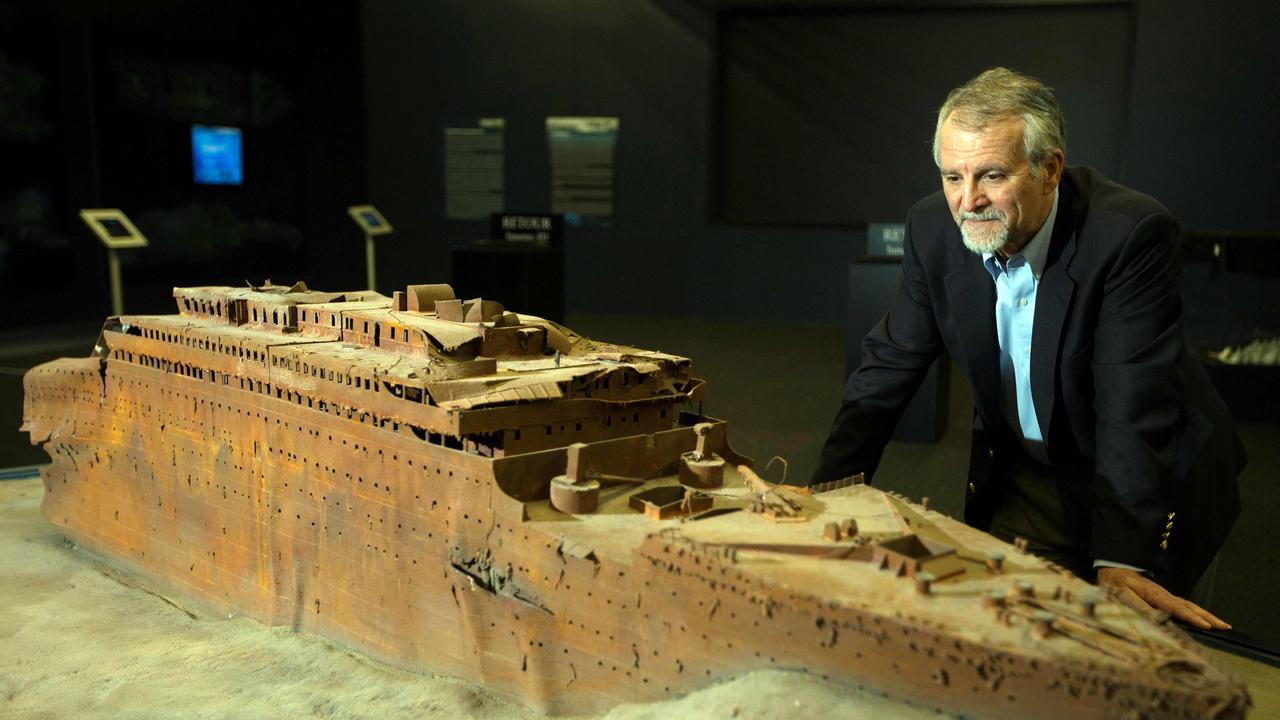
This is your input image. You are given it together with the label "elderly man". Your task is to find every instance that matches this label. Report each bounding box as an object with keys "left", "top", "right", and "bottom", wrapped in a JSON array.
[{"left": 813, "top": 67, "right": 1245, "bottom": 629}]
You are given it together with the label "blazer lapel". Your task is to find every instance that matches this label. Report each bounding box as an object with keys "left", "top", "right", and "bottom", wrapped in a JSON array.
[
  {"left": 1030, "top": 183, "right": 1081, "bottom": 449},
  {"left": 944, "top": 244, "right": 1002, "bottom": 428}
]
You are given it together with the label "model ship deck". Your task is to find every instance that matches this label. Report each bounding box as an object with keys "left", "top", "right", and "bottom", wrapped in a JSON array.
[
  {"left": 22, "top": 282, "right": 1250, "bottom": 719},
  {"left": 532, "top": 474, "right": 1188, "bottom": 667}
]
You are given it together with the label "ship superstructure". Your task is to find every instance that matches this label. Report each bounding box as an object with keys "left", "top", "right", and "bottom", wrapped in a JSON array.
[{"left": 23, "top": 282, "right": 1249, "bottom": 718}]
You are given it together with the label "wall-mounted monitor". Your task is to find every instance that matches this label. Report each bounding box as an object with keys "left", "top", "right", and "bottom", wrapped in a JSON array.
[{"left": 191, "top": 124, "right": 243, "bottom": 185}]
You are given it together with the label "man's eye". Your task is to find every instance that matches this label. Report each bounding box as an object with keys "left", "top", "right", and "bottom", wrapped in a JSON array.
[
  {"left": 984, "top": 173, "right": 1005, "bottom": 182},
  {"left": 943, "top": 176, "right": 960, "bottom": 184}
]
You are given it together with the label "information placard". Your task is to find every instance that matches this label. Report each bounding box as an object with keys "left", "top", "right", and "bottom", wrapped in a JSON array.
[
  {"left": 547, "top": 116, "right": 618, "bottom": 223},
  {"left": 489, "top": 213, "right": 563, "bottom": 246},
  {"left": 867, "top": 222, "right": 906, "bottom": 257},
  {"left": 444, "top": 118, "right": 505, "bottom": 220},
  {"left": 347, "top": 205, "right": 394, "bottom": 236},
  {"left": 79, "top": 209, "right": 149, "bottom": 249}
]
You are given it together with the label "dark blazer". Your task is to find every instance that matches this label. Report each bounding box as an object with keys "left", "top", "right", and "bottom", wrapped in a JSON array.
[{"left": 813, "top": 166, "right": 1246, "bottom": 595}]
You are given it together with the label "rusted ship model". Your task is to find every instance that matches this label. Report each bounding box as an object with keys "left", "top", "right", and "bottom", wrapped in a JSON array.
[{"left": 23, "top": 282, "right": 1249, "bottom": 718}]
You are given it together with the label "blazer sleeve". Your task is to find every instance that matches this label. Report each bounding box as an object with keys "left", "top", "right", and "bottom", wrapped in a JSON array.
[
  {"left": 1087, "top": 211, "right": 1186, "bottom": 572},
  {"left": 811, "top": 209, "right": 944, "bottom": 484}
]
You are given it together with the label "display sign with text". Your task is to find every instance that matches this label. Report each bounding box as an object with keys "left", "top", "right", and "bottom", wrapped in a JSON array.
[
  {"left": 445, "top": 117, "right": 505, "bottom": 220},
  {"left": 489, "top": 213, "right": 563, "bottom": 246},
  {"left": 547, "top": 116, "right": 617, "bottom": 224},
  {"left": 867, "top": 222, "right": 905, "bottom": 257}
]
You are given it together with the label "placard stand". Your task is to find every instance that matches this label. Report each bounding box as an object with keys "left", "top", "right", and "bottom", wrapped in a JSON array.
[
  {"left": 347, "top": 205, "right": 394, "bottom": 292},
  {"left": 79, "top": 209, "right": 148, "bottom": 316}
]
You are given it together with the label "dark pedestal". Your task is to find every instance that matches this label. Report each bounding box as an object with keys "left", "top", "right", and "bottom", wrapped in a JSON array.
[
  {"left": 450, "top": 243, "right": 565, "bottom": 323},
  {"left": 1202, "top": 360, "right": 1280, "bottom": 421},
  {"left": 847, "top": 259, "right": 949, "bottom": 443}
]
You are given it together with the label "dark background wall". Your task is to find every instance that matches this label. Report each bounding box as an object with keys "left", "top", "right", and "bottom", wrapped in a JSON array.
[
  {"left": 362, "top": 0, "right": 1279, "bottom": 327},
  {"left": 0, "top": 0, "right": 366, "bottom": 330},
  {"left": 717, "top": 4, "right": 1133, "bottom": 226},
  {"left": 3, "top": 0, "right": 1275, "bottom": 331}
]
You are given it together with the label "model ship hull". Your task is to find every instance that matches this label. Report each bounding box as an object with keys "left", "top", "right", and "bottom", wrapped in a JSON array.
[{"left": 23, "top": 283, "right": 1250, "bottom": 719}]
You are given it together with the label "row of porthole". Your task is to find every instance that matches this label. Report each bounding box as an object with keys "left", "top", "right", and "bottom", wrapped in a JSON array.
[
  {"left": 103, "top": 385, "right": 486, "bottom": 527},
  {"left": 128, "top": 332, "right": 436, "bottom": 414},
  {"left": 129, "top": 353, "right": 411, "bottom": 437},
  {"left": 126, "top": 356, "right": 523, "bottom": 462},
  {"left": 263, "top": 502, "right": 461, "bottom": 566}
]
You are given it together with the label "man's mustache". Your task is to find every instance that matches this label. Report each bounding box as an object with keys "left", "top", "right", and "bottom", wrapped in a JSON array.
[{"left": 958, "top": 209, "right": 1005, "bottom": 223}]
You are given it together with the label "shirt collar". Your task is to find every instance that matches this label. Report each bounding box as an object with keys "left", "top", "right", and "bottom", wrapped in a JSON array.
[{"left": 982, "top": 189, "right": 1059, "bottom": 280}]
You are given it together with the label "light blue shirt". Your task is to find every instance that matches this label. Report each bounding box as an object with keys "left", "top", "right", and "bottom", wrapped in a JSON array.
[
  {"left": 982, "top": 191, "right": 1058, "bottom": 465},
  {"left": 981, "top": 192, "right": 1142, "bottom": 573}
]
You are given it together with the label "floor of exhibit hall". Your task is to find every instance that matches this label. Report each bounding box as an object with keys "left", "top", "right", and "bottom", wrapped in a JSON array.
[{"left": 2, "top": 313, "right": 1279, "bottom": 718}]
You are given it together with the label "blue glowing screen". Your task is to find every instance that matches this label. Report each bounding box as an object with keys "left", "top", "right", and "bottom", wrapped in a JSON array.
[{"left": 191, "top": 125, "right": 243, "bottom": 185}]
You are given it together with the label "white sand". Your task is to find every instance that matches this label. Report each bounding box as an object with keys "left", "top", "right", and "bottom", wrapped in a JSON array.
[{"left": 0, "top": 477, "right": 940, "bottom": 720}]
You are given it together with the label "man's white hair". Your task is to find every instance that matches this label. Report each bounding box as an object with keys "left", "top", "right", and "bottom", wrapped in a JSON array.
[{"left": 932, "top": 67, "right": 1066, "bottom": 177}]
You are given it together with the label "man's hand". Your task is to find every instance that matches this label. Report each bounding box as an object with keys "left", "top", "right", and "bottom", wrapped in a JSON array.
[{"left": 1096, "top": 567, "right": 1230, "bottom": 630}]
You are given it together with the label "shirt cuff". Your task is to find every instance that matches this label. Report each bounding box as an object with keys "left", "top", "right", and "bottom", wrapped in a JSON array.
[{"left": 1093, "top": 559, "right": 1147, "bottom": 574}]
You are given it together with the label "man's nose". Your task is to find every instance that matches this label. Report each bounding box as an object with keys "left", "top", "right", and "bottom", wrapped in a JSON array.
[{"left": 960, "top": 179, "right": 987, "bottom": 213}]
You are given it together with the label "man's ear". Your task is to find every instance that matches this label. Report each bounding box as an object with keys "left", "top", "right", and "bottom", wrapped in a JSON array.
[{"left": 1043, "top": 149, "right": 1065, "bottom": 193}]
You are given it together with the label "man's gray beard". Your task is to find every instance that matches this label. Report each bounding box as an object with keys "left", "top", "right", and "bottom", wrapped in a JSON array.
[{"left": 958, "top": 210, "right": 1008, "bottom": 255}]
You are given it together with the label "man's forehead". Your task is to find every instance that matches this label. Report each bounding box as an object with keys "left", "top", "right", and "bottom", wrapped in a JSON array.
[{"left": 939, "top": 115, "right": 1026, "bottom": 166}]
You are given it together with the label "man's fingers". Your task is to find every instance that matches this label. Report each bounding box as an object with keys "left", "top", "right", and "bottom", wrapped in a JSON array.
[
  {"left": 1177, "top": 599, "right": 1232, "bottom": 631},
  {"left": 1127, "top": 575, "right": 1174, "bottom": 606},
  {"left": 1132, "top": 582, "right": 1230, "bottom": 630},
  {"left": 1095, "top": 568, "right": 1233, "bottom": 631},
  {"left": 1138, "top": 581, "right": 1232, "bottom": 630},
  {"left": 1201, "top": 609, "right": 1232, "bottom": 631},
  {"left": 1111, "top": 585, "right": 1152, "bottom": 616},
  {"left": 1168, "top": 599, "right": 1213, "bottom": 630}
]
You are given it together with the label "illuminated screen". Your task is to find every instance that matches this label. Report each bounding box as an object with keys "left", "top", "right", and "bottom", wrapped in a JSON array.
[
  {"left": 361, "top": 211, "right": 382, "bottom": 227},
  {"left": 191, "top": 125, "right": 243, "bottom": 185}
]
